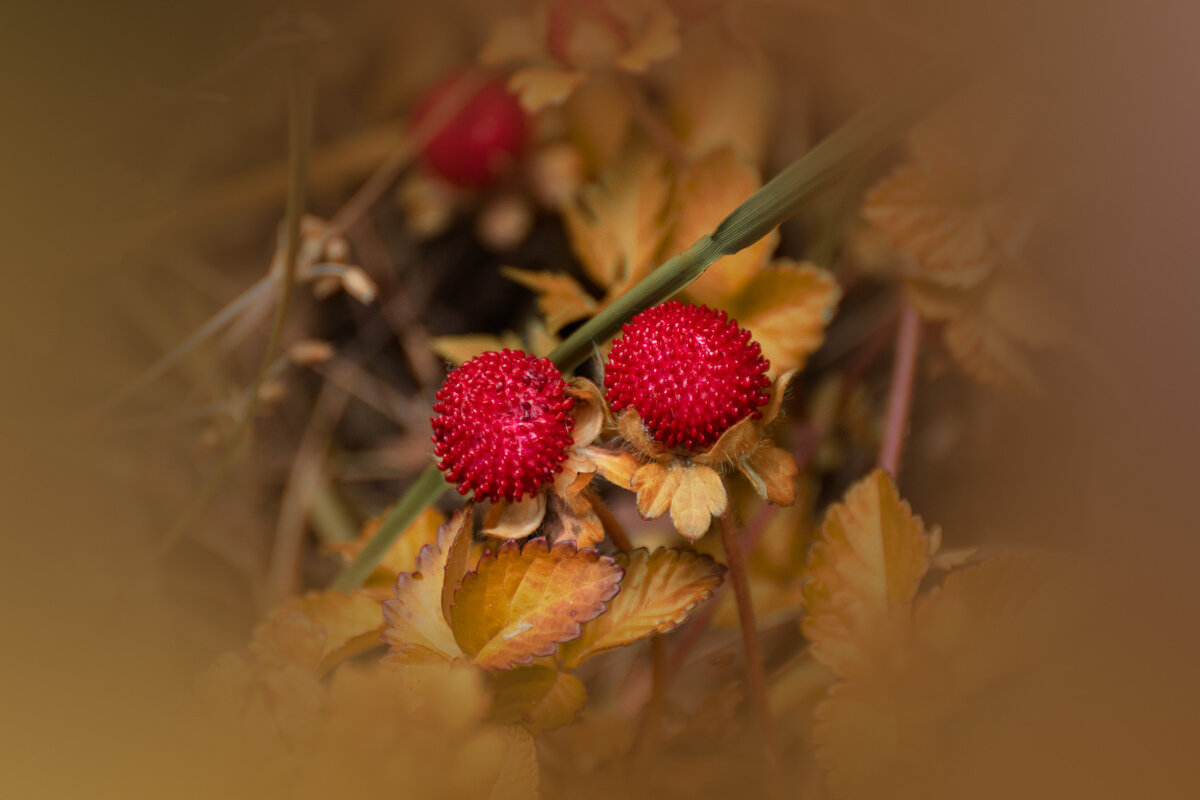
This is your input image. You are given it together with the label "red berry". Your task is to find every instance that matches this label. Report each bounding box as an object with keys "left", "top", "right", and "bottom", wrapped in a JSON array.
[
  {"left": 432, "top": 350, "right": 575, "bottom": 502},
  {"left": 605, "top": 302, "right": 771, "bottom": 451},
  {"left": 411, "top": 71, "right": 527, "bottom": 188}
]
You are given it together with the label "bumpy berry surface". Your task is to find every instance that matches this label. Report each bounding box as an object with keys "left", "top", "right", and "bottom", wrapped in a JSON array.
[
  {"left": 411, "top": 71, "right": 527, "bottom": 188},
  {"left": 605, "top": 302, "right": 771, "bottom": 451},
  {"left": 432, "top": 350, "right": 575, "bottom": 502}
]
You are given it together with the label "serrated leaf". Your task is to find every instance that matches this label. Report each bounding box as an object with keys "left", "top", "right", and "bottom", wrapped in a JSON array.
[
  {"left": 561, "top": 548, "right": 725, "bottom": 667},
  {"left": 451, "top": 538, "right": 623, "bottom": 670},
  {"left": 670, "top": 147, "right": 775, "bottom": 307},
  {"left": 329, "top": 506, "right": 444, "bottom": 591},
  {"left": 502, "top": 267, "right": 597, "bottom": 334},
  {"left": 382, "top": 510, "right": 473, "bottom": 665},
  {"left": 488, "top": 665, "right": 587, "bottom": 733},
  {"left": 730, "top": 260, "right": 841, "bottom": 377},
  {"left": 801, "top": 470, "right": 935, "bottom": 679},
  {"left": 563, "top": 144, "right": 672, "bottom": 290}
]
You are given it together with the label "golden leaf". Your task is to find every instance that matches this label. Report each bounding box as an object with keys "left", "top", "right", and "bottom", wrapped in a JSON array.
[
  {"left": 561, "top": 548, "right": 725, "bottom": 667},
  {"left": 329, "top": 505, "right": 444, "bottom": 591},
  {"left": 489, "top": 665, "right": 588, "bottom": 734},
  {"left": 276, "top": 591, "right": 389, "bottom": 674},
  {"left": 431, "top": 334, "right": 522, "bottom": 366},
  {"left": 381, "top": 510, "right": 473, "bottom": 666},
  {"left": 482, "top": 493, "right": 547, "bottom": 540},
  {"left": 731, "top": 260, "right": 841, "bottom": 377},
  {"left": 632, "top": 461, "right": 680, "bottom": 519},
  {"left": 739, "top": 445, "right": 798, "bottom": 506},
  {"left": 862, "top": 162, "right": 998, "bottom": 288},
  {"left": 614, "top": 4, "right": 680, "bottom": 72},
  {"left": 801, "top": 470, "right": 935, "bottom": 679},
  {"left": 563, "top": 144, "right": 672, "bottom": 290},
  {"left": 943, "top": 308, "right": 1041, "bottom": 395},
  {"left": 669, "top": 463, "right": 727, "bottom": 542},
  {"left": 509, "top": 67, "right": 586, "bottom": 112},
  {"left": 562, "top": 73, "right": 633, "bottom": 169},
  {"left": 502, "top": 266, "right": 597, "bottom": 334},
  {"left": 587, "top": 446, "right": 641, "bottom": 490},
  {"left": 669, "top": 147, "right": 775, "bottom": 307},
  {"left": 451, "top": 538, "right": 623, "bottom": 670}
]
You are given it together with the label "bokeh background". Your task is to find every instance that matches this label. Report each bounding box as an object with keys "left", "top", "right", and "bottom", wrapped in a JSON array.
[{"left": 2, "top": 0, "right": 1198, "bottom": 797}]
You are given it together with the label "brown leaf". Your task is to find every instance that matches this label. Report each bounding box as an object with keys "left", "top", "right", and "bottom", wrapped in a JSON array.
[
  {"left": 669, "top": 463, "right": 727, "bottom": 542},
  {"left": 381, "top": 511, "right": 473, "bottom": 665},
  {"left": 669, "top": 147, "right": 775, "bottom": 307},
  {"left": 488, "top": 665, "right": 587, "bottom": 734},
  {"left": 944, "top": 308, "right": 1041, "bottom": 395},
  {"left": 451, "top": 538, "right": 623, "bottom": 670},
  {"left": 544, "top": 491, "right": 606, "bottom": 549},
  {"left": 731, "top": 261, "right": 841, "bottom": 377},
  {"left": 561, "top": 548, "right": 725, "bottom": 667},
  {"left": 801, "top": 470, "right": 935, "bottom": 679},
  {"left": 616, "top": 408, "right": 668, "bottom": 460},
  {"left": 738, "top": 445, "right": 798, "bottom": 506},
  {"left": 502, "top": 266, "right": 597, "bottom": 334},
  {"left": 587, "top": 446, "right": 642, "bottom": 490}
]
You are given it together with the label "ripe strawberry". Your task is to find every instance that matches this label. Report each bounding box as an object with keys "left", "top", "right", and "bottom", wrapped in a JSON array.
[
  {"left": 432, "top": 350, "right": 575, "bottom": 502},
  {"left": 411, "top": 70, "right": 527, "bottom": 188},
  {"left": 605, "top": 302, "right": 771, "bottom": 451}
]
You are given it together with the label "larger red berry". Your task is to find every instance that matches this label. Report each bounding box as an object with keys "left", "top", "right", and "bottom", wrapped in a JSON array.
[
  {"left": 411, "top": 71, "right": 527, "bottom": 188},
  {"left": 605, "top": 302, "right": 771, "bottom": 451},
  {"left": 432, "top": 350, "right": 575, "bottom": 502}
]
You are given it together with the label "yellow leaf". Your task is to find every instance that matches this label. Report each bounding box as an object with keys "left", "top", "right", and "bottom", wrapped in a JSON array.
[
  {"left": 561, "top": 548, "right": 725, "bottom": 667},
  {"left": 669, "top": 147, "right": 775, "bottom": 307},
  {"left": 586, "top": 445, "right": 641, "bottom": 490},
  {"left": 431, "top": 334, "right": 522, "bottom": 367},
  {"left": 501, "top": 266, "right": 597, "bottom": 334},
  {"left": 329, "top": 506, "right": 444, "bottom": 592},
  {"left": 381, "top": 510, "right": 473, "bottom": 666},
  {"left": 488, "top": 665, "right": 587, "bottom": 734},
  {"left": 283, "top": 592, "right": 388, "bottom": 673},
  {"left": 562, "top": 144, "right": 672, "bottom": 290},
  {"left": 614, "top": 4, "right": 680, "bottom": 72},
  {"left": 451, "top": 538, "right": 623, "bottom": 670},
  {"left": 732, "top": 260, "right": 841, "bottom": 376},
  {"left": 801, "top": 470, "right": 935, "bottom": 679},
  {"left": 669, "top": 463, "right": 727, "bottom": 542},
  {"left": 482, "top": 493, "right": 547, "bottom": 540},
  {"left": 632, "top": 461, "right": 680, "bottom": 519},
  {"left": 562, "top": 73, "right": 633, "bottom": 169},
  {"left": 944, "top": 307, "right": 1041, "bottom": 395},
  {"left": 509, "top": 67, "right": 586, "bottom": 112}
]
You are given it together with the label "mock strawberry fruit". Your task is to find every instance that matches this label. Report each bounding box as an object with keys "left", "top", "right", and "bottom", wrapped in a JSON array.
[
  {"left": 411, "top": 70, "right": 527, "bottom": 188},
  {"left": 432, "top": 350, "right": 575, "bottom": 502},
  {"left": 605, "top": 301, "right": 771, "bottom": 451}
]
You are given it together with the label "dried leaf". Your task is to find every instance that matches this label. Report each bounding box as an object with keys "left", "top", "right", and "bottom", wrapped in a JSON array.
[
  {"left": 509, "top": 66, "right": 586, "bottom": 111},
  {"left": 801, "top": 470, "right": 935, "bottom": 679},
  {"left": 489, "top": 665, "right": 587, "bottom": 733},
  {"left": 616, "top": 408, "right": 668, "bottom": 460},
  {"left": 944, "top": 309, "right": 1041, "bottom": 395},
  {"left": 502, "top": 266, "right": 597, "bottom": 334},
  {"left": 482, "top": 493, "right": 547, "bottom": 540},
  {"left": 738, "top": 445, "right": 798, "bottom": 506},
  {"left": 670, "top": 147, "right": 775, "bottom": 307},
  {"left": 432, "top": 334, "right": 523, "bottom": 366},
  {"left": 561, "top": 548, "right": 725, "bottom": 667},
  {"left": 544, "top": 491, "right": 606, "bottom": 549},
  {"left": 587, "top": 446, "right": 641, "bottom": 490},
  {"left": 382, "top": 511, "right": 473, "bottom": 665},
  {"left": 330, "top": 506, "right": 444, "bottom": 591},
  {"left": 670, "top": 463, "right": 727, "bottom": 542},
  {"left": 566, "top": 377, "right": 608, "bottom": 446},
  {"left": 563, "top": 145, "right": 672, "bottom": 290},
  {"left": 731, "top": 260, "right": 841, "bottom": 376},
  {"left": 632, "top": 461, "right": 680, "bottom": 519},
  {"left": 615, "top": 4, "right": 680, "bottom": 72},
  {"left": 451, "top": 538, "right": 623, "bottom": 670}
]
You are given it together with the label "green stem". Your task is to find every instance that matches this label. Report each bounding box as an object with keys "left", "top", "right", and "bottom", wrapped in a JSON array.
[{"left": 328, "top": 61, "right": 959, "bottom": 591}]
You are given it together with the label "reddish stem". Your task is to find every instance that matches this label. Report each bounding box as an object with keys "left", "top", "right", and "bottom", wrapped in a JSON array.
[
  {"left": 718, "top": 514, "right": 781, "bottom": 770},
  {"left": 878, "top": 299, "right": 921, "bottom": 476}
]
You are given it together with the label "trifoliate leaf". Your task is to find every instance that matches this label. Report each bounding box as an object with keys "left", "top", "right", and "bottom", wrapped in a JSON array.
[
  {"left": 502, "top": 266, "right": 598, "bottom": 334},
  {"left": 801, "top": 470, "right": 936, "bottom": 679},
  {"left": 561, "top": 548, "right": 725, "bottom": 667},
  {"left": 488, "top": 665, "right": 587, "bottom": 733},
  {"left": 451, "top": 538, "right": 623, "bottom": 670}
]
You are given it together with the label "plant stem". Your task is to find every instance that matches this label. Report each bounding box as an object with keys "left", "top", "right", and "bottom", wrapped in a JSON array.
[
  {"left": 329, "top": 61, "right": 960, "bottom": 591},
  {"left": 878, "top": 298, "right": 920, "bottom": 476},
  {"left": 718, "top": 514, "right": 780, "bottom": 770},
  {"left": 155, "top": 56, "right": 314, "bottom": 559},
  {"left": 588, "top": 490, "right": 634, "bottom": 554}
]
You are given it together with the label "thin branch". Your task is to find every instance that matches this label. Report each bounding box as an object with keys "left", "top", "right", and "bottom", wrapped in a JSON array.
[
  {"left": 718, "top": 514, "right": 781, "bottom": 771},
  {"left": 878, "top": 298, "right": 920, "bottom": 476}
]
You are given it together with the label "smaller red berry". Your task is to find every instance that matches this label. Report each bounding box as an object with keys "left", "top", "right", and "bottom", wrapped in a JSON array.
[
  {"left": 605, "top": 302, "right": 771, "bottom": 451},
  {"left": 411, "top": 70, "right": 527, "bottom": 188},
  {"left": 432, "top": 350, "right": 575, "bottom": 502}
]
